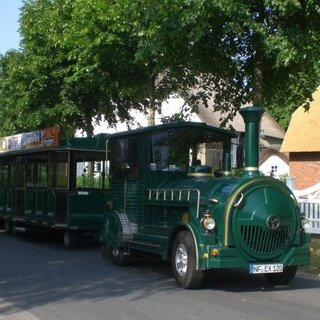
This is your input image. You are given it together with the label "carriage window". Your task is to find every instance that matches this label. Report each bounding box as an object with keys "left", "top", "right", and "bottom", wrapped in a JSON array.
[
  {"left": 36, "top": 161, "right": 48, "bottom": 187},
  {"left": 26, "top": 162, "right": 34, "bottom": 187},
  {"left": 8, "top": 161, "right": 16, "bottom": 187},
  {"left": 16, "top": 158, "right": 26, "bottom": 188},
  {"left": 49, "top": 152, "right": 68, "bottom": 189},
  {"left": 75, "top": 151, "right": 106, "bottom": 188},
  {"left": 0, "top": 164, "right": 4, "bottom": 187},
  {"left": 0, "top": 163, "right": 11, "bottom": 187},
  {"left": 26, "top": 154, "right": 49, "bottom": 188},
  {"left": 112, "top": 138, "right": 139, "bottom": 178}
]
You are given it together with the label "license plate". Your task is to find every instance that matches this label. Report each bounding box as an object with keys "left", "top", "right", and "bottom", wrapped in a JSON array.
[{"left": 249, "top": 264, "right": 283, "bottom": 274}]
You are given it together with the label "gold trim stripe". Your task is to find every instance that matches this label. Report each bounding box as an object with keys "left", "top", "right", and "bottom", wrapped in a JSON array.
[
  {"left": 223, "top": 183, "right": 250, "bottom": 245},
  {"left": 187, "top": 172, "right": 213, "bottom": 177},
  {"left": 244, "top": 167, "right": 259, "bottom": 171},
  {"left": 186, "top": 223, "right": 200, "bottom": 270},
  {"left": 223, "top": 178, "right": 294, "bottom": 246}
]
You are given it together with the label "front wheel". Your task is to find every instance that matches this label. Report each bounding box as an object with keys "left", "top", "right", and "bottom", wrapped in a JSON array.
[
  {"left": 101, "top": 244, "right": 110, "bottom": 260},
  {"left": 172, "top": 231, "right": 204, "bottom": 289},
  {"left": 265, "top": 266, "right": 297, "bottom": 285}
]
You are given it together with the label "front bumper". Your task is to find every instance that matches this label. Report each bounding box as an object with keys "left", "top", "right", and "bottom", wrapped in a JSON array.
[{"left": 198, "top": 244, "right": 311, "bottom": 271}]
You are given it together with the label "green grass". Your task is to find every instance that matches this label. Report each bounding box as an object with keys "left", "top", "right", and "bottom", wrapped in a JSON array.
[{"left": 300, "top": 236, "right": 320, "bottom": 276}]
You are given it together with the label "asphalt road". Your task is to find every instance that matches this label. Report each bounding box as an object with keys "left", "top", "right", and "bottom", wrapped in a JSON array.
[{"left": 0, "top": 230, "right": 320, "bottom": 320}]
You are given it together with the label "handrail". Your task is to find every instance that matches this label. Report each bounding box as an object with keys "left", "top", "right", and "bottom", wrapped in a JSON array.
[{"left": 146, "top": 188, "right": 201, "bottom": 218}]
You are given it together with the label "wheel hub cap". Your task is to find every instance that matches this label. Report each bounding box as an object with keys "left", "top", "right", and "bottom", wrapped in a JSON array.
[
  {"left": 175, "top": 244, "right": 188, "bottom": 276},
  {"left": 112, "top": 247, "right": 120, "bottom": 257}
]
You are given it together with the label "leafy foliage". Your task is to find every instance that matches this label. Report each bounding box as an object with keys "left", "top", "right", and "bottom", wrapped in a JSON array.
[
  {"left": 166, "top": 0, "right": 320, "bottom": 128},
  {"left": 0, "top": 0, "right": 320, "bottom": 136}
]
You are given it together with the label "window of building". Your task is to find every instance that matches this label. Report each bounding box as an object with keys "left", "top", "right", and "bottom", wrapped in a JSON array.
[{"left": 271, "top": 165, "right": 278, "bottom": 176}]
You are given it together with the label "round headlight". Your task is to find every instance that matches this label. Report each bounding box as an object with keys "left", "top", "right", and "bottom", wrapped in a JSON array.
[
  {"left": 202, "top": 217, "right": 216, "bottom": 230},
  {"left": 301, "top": 216, "right": 311, "bottom": 229}
]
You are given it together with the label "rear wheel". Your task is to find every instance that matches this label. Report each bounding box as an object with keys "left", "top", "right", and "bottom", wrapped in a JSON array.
[
  {"left": 110, "top": 245, "right": 131, "bottom": 266},
  {"left": 172, "top": 231, "right": 204, "bottom": 289},
  {"left": 64, "top": 231, "right": 79, "bottom": 249},
  {"left": 265, "top": 266, "right": 297, "bottom": 285},
  {"left": 4, "top": 219, "right": 12, "bottom": 234},
  {"left": 101, "top": 244, "right": 110, "bottom": 260}
]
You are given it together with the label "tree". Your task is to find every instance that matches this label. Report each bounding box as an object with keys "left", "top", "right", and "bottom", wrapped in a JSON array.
[
  {"left": 16, "top": 0, "right": 182, "bottom": 132},
  {"left": 63, "top": 0, "right": 194, "bottom": 126},
  {"left": 76, "top": 0, "right": 320, "bottom": 129},
  {"left": 0, "top": 50, "right": 32, "bottom": 136},
  {"left": 0, "top": 0, "right": 81, "bottom": 137},
  {"left": 18, "top": 0, "right": 88, "bottom": 136},
  {"left": 117, "top": 0, "right": 320, "bottom": 128},
  {"left": 1, "top": 0, "right": 320, "bottom": 135},
  {"left": 161, "top": 0, "right": 320, "bottom": 128}
]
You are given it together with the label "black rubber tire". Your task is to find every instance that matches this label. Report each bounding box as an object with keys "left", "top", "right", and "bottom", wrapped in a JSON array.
[
  {"left": 172, "top": 231, "right": 204, "bottom": 289},
  {"left": 265, "top": 266, "right": 297, "bottom": 285},
  {"left": 64, "top": 231, "right": 79, "bottom": 249},
  {"left": 101, "top": 244, "right": 110, "bottom": 260},
  {"left": 110, "top": 246, "right": 131, "bottom": 266},
  {"left": 4, "top": 220, "right": 12, "bottom": 234}
]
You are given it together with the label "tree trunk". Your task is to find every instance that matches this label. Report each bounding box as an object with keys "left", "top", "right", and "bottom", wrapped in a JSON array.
[
  {"left": 85, "top": 113, "right": 94, "bottom": 137},
  {"left": 253, "top": 58, "right": 263, "bottom": 106},
  {"left": 147, "top": 75, "right": 156, "bottom": 126}
]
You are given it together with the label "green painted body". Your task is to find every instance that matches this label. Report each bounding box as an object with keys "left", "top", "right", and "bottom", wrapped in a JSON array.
[
  {"left": 0, "top": 134, "right": 111, "bottom": 240},
  {"left": 100, "top": 112, "right": 310, "bottom": 275}
]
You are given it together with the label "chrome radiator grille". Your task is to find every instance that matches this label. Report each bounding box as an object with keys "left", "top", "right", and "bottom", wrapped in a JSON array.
[{"left": 240, "top": 224, "right": 292, "bottom": 254}]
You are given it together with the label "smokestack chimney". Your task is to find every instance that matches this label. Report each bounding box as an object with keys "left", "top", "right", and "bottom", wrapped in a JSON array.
[{"left": 239, "top": 106, "right": 264, "bottom": 176}]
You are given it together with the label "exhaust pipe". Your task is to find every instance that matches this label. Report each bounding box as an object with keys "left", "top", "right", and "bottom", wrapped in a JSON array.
[{"left": 239, "top": 106, "right": 264, "bottom": 176}]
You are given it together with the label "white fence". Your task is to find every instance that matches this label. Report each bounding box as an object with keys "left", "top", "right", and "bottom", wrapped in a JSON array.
[{"left": 298, "top": 199, "right": 320, "bottom": 234}]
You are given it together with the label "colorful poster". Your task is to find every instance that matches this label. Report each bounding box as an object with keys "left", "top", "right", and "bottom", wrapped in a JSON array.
[
  {"left": 6, "top": 134, "right": 22, "bottom": 151},
  {"left": 22, "top": 130, "right": 41, "bottom": 149},
  {"left": 0, "top": 126, "right": 60, "bottom": 153},
  {"left": 0, "top": 138, "right": 7, "bottom": 153},
  {"left": 41, "top": 126, "right": 60, "bottom": 146}
]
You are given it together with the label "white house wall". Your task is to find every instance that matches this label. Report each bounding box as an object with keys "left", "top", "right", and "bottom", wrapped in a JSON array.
[
  {"left": 91, "top": 96, "right": 200, "bottom": 135},
  {"left": 260, "top": 155, "right": 289, "bottom": 178}
]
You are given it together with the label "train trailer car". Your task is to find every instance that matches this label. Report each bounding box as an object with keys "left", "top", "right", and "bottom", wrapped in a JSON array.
[
  {"left": 0, "top": 132, "right": 111, "bottom": 248},
  {"left": 100, "top": 106, "right": 311, "bottom": 288}
]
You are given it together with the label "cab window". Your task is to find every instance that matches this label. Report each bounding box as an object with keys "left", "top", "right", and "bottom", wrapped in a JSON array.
[{"left": 112, "top": 138, "right": 139, "bottom": 179}]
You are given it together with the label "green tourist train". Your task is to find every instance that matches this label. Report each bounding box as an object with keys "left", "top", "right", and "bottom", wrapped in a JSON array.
[
  {"left": 0, "top": 107, "right": 311, "bottom": 288},
  {"left": 100, "top": 106, "right": 310, "bottom": 288}
]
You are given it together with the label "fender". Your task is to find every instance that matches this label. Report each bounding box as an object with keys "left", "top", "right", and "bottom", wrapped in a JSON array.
[{"left": 169, "top": 221, "right": 201, "bottom": 269}]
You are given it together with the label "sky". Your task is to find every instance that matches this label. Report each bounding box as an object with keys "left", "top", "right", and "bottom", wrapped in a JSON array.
[{"left": 0, "top": 0, "right": 23, "bottom": 55}]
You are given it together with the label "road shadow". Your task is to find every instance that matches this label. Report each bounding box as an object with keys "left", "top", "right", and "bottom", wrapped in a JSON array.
[
  {"left": 202, "top": 268, "right": 320, "bottom": 292},
  {"left": 0, "top": 231, "right": 319, "bottom": 317}
]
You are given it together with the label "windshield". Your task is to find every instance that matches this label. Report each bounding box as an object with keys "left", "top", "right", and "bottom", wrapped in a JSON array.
[{"left": 150, "top": 129, "right": 227, "bottom": 174}]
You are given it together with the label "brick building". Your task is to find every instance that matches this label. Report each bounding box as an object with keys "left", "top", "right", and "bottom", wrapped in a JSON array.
[{"left": 281, "top": 86, "right": 320, "bottom": 189}]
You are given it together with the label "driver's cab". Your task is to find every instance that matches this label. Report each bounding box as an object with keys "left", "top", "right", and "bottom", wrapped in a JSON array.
[
  {"left": 107, "top": 122, "right": 236, "bottom": 213},
  {"left": 147, "top": 123, "right": 235, "bottom": 179}
]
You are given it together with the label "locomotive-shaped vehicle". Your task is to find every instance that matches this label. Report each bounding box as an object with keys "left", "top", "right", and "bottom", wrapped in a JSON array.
[{"left": 100, "top": 106, "right": 311, "bottom": 288}]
